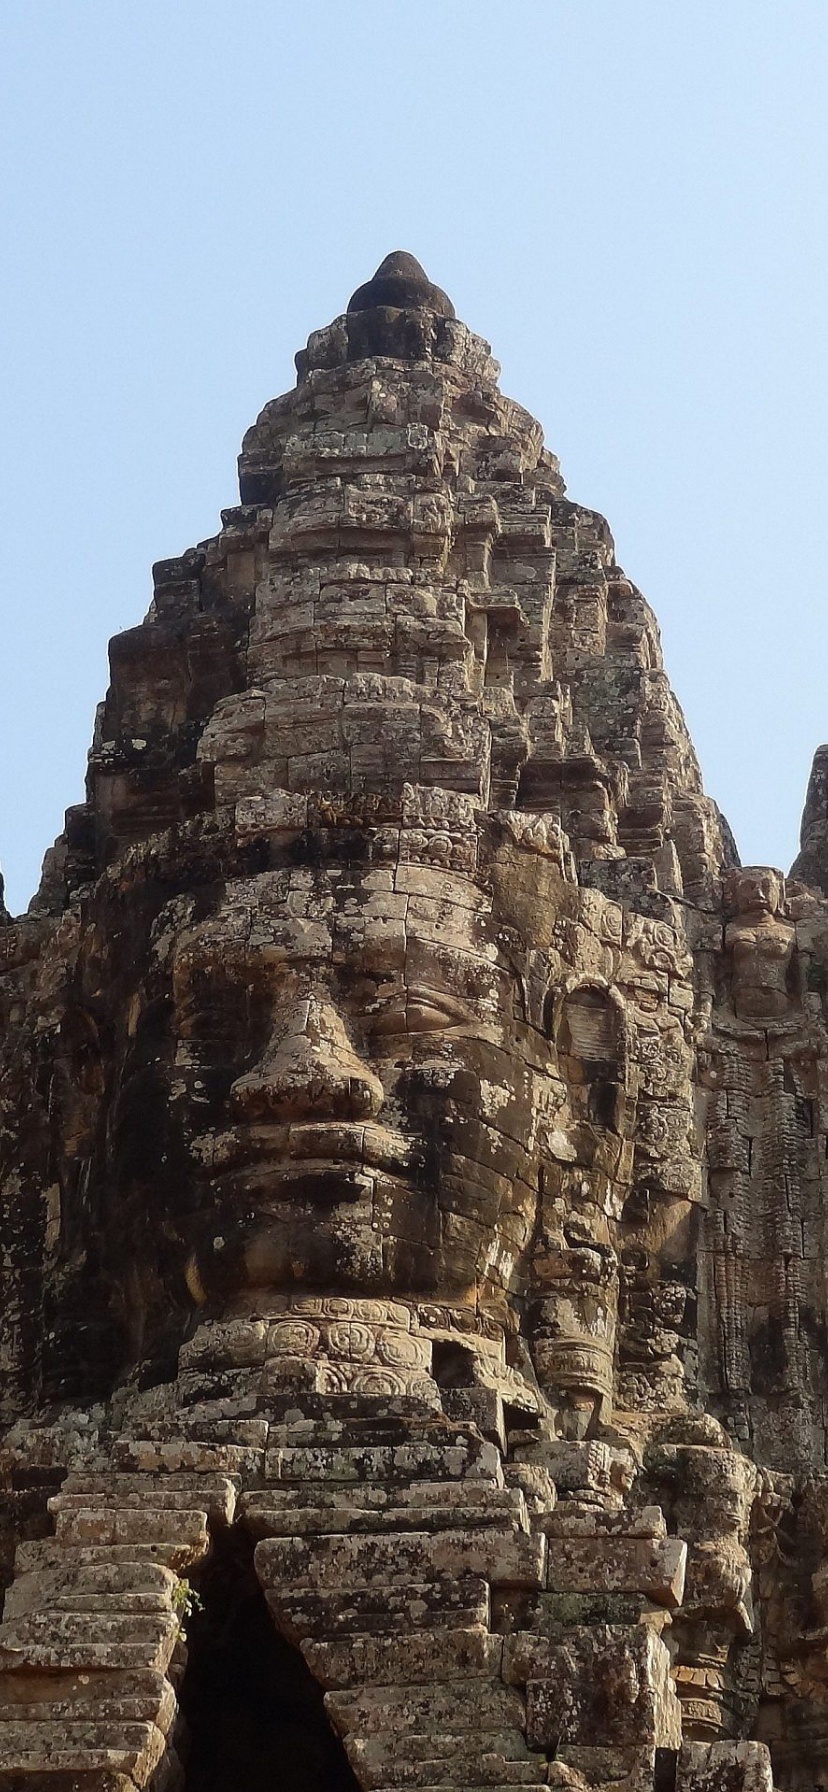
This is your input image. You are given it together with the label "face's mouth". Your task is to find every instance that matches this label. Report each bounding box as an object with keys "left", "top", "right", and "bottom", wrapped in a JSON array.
[{"left": 189, "top": 1120, "right": 422, "bottom": 1203}]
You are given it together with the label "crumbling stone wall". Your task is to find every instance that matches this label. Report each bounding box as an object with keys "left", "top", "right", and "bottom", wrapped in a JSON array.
[{"left": 1, "top": 252, "right": 827, "bottom": 1791}]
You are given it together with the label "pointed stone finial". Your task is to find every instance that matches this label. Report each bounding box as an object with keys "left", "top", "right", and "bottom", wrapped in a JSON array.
[{"left": 347, "top": 251, "right": 455, "bottom": 319}]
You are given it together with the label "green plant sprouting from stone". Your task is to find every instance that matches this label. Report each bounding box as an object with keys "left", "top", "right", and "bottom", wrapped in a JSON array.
[{"left": 172, "top": 1577, "right": 203, "bottom": 1636}]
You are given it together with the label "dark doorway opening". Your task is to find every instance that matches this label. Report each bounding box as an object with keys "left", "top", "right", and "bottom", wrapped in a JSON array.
[{"left": 176, "top": 1526, "right": 361, "bottom": 1792}]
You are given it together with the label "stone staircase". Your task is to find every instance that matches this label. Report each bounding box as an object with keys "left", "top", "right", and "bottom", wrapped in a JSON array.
[
  {"left": 0, "top": 1405, "right": 775, "bottom": 1792},
  {"left": 0, "top": 1473, "right": 225, "bottom": 1787}
]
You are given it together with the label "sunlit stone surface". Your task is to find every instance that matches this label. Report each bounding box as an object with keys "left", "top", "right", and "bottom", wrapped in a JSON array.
[{"left": 3, "top": 255, "right": 828, "bottom": 1790}]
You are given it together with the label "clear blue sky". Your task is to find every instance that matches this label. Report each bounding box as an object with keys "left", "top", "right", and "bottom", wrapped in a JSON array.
[{"left": 2, "top": 1, "right": 827, "bottom": 915}]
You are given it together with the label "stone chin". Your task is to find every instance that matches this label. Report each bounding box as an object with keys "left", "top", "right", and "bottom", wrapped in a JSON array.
[
  {"left": 177, "top": 1114, "right": 510, "bottom": 1307},
  {"left": 181, "top": 1185, "right": 475, "bottom": 1307}
]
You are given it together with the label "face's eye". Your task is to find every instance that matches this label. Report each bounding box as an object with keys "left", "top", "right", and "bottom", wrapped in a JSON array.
[
  {"left": 175, "top": 960, "right": 269, "bottom": 1048},
  {"left": 370, "top": 987, "right": 474, "bottom": 1038},
  {"left": 177, "top": 981, "right": 245, "bottom": 1043}
]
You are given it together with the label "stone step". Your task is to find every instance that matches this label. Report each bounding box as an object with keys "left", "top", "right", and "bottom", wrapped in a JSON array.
[
  {"left": 3, "top": 1559, "right": 176, "bottom": 1623},
  {"left": 302, "top": 1628, "right": 503, "bottom": 1688},
  {"left": 52, "top": 1474, "right": 236, "bottom": 1522},
  {"left": 114, "top": 1417, "right": 266, "bottom": 1448},
  {"left": 266, "top": 1575, "right": 490, "bottom": 1640},
  {"left": 0, "top": 1774, "right": 139, "bottom": 1792},
  {"left": 0, "top": 1682, "right": 176, "bottom": 1729},
  {"left": 327, "top": 1678, "right": 524, "bottom": 1738},
  {"left": 0, "top": 1718, "right": 166, "bottom": 1777},
  {"left": 244, "top": 1479, "right": 514, "bottom": 1511},
  {"left": 0, "top": 1609, "right": 179, "bottom": 1675},
  {"left": 247, "top": 1393, "right": 450, "bottom": 1430},
  {"left": 60, "top": 1469, "right": 235, "bottom": 1491},
  {"left": 371, "top": 1784, "right": 549, "bottom": 1792},
  {"left": 111, "top": 1435, "right": 261, "bottom": 1476},
  {"left": 542, "top": 1502, "right": 665, "bottom": 1539},
  {"left": 347, "top": 1731, "right": 540, "bottom": 1789},
  {"left": 0, "top": 1641, "right": 177, "bottom": 1675},
  {"left": 256, "top": 1529, "right": 545, "bottom": 1593},
  {"left": 51, "top": 1505, "right": 208, "bottom": 1562},
  {"left": 0, "top": 1611, "right": 177, "bottom": 1651},
  {"left": 545, "top": 1534, "right": 686, "bottom": 1609},
  {"left": 0, "top": 1665, "right": 169, "bottom": 1709},
  {"left": 264, "top": 1411, "right": 493, "bottom": 1445},
  {"left": 243, "top": 1494, "right": 526, "bottom": 1538},
  {"left": 15, "top": 1538, "right": 198, "bottom": 1576},
  {"left": 264, "top": 1440, "right": 499, "bottom": 1484},
  {"left": 29, "top": 1589, "right": 173, "bottom": 1617},
  {"left": 54, "top": 1506, "right": 209, "bottom": 1555}
]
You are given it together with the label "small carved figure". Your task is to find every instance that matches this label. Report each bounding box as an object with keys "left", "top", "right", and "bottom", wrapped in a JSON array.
[{"left": 724, "top": 867, "right": 798, "bottom": 1021}]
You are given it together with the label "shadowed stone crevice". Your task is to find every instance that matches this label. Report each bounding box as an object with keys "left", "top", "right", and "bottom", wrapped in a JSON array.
[{"left": 174, "top": 1529, "right": 360, "bottom": 1792}]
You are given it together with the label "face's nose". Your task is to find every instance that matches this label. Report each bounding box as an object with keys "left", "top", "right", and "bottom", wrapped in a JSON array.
[{"left": 230, "top": 991, "right": 384, "bottom": 1123}]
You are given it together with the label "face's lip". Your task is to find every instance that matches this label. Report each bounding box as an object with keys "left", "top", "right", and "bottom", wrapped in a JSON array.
[{"left": 190, "top": 1119, "right": 420, "bottom": 1182}]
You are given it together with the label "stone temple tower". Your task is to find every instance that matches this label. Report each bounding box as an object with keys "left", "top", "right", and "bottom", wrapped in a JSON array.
[{"left": 3, "top": 252, "right": 828, "bottom": 1792}]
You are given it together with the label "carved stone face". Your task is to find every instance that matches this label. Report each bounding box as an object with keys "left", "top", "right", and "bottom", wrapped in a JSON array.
[
  {"left": 724, "top": 865, "right": 784, "bottom": 919},
  {"left": 115, "top": 849, "right": 549, "bottom": 1314},
  {"left": 676, "top": 1450, "right": 756, "bottom": 1539}
]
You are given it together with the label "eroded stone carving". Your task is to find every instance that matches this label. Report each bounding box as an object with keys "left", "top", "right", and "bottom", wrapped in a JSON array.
[{"left": 2, "top": 249, "right": 828, "bottom": 1791}]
